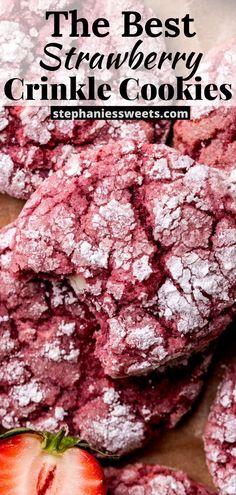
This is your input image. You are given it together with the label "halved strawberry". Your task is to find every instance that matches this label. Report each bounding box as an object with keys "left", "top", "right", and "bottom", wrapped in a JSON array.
[{"left": 0, "top": 428, "right": 107, "bottom": 495}]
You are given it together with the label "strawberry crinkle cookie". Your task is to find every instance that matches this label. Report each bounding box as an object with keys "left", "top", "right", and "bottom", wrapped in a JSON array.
[
  {"left": 106, "top": 464, "right": 216, "bottom": 494},
  {"left": 0, "top": 223, "right": 212, "bottom": 456},
  {"left": 0, "top": 106, "right": 170, "bottom": 199},
  {"left": 10, "top": 141, "right": 236, "bottom": 378},
  {"left": 0, "top": 0, "right": 172, "bottom": 200},
  {"left": 204, "top": 364, "right": 236, "bottom": 495},
  {"left": 174, "top": 38, "right": 236, "bottom": 180}
]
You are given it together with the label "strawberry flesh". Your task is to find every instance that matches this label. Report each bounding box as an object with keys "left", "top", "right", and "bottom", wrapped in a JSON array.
[{"left": 0, "top": 433, "right": 106, "bottom": 495}]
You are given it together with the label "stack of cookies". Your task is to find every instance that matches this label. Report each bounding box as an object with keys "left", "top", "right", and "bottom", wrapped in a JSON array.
[{"left": 0, "top": 2, "right": 235, "bottom": 493}]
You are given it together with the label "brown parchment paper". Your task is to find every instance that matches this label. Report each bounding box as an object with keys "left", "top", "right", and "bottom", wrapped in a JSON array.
[{"left": 0, "top": 192, "right": 235, "bottom": 492}]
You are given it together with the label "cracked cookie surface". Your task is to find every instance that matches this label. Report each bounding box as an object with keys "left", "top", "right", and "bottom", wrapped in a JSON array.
[
  {"left": 0, "top": 223, "right": 212, "bottom": 456},
  {"left": 204, "top": 365, "right": 236, "bottom": 495},
  {"left": 0, "top": 107, "right": 169, "bottom": 199},
  {"left": 11, "top": 141, "right": 236, "bottom": 378},
  {"left": 105, "top": 464, "right": 216, "bottom": 494},
  {"left": 174, "top": 39, "right": 236, "bottom": 180}
]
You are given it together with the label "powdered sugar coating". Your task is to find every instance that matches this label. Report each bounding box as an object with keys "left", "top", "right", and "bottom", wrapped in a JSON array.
[
  {"left": 190, "top": 38, "right": 236, "bottom": 120},
  {"left": 0, "top": 0, "right": 172, "bottom": 200},
  {"left": 0, "top": 223, "right": 212, "bottom": 455},
  {"left": 0, "top": 109, "right": 170, "bottom": 199},
  {"left": 12, "top": 142, "right": 236, "bottom": 378},
  {"left": 174, "top": 39, "right": 236, "bottom": 176},
  {"left": 204, "top": 365, "right": 236, "bottom": 495},
  {"left": 0, "top": 21, "right": 33, "bottom": 65},
  {"left": 105, "top": 464, "right": 216, "bottom": 495},
  {"left": 1, "top": 107, "right": 158, "bottom": 147}
]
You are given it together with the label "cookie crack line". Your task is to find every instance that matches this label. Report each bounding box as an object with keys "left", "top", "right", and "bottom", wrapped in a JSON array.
[
  {"left": 204, "top": 364, "right": 236, "bottom": 495},
  {"left": 8, "top": 140, "right": 236, "bottom": 379},
  {"left": 0, "top": 221, "right": 216, "bottom": 455}
]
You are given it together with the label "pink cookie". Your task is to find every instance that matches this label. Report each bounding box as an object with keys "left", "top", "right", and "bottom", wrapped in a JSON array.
[
  {"left": 0, "top": 223, "right": 212, "bottom": 456},
  {"left": 0, "top": 107, "right": 169, "bottom": 199},
  {"left": 0, "top": 0, "right": 173, "bottom": 200},
  {"left": 105, "top": 464, "right": 216, "bottom": 494},
  {"left": 12, "top": 141, "right": 236, "bottom": 378},
  {"left": 174, "top": 39, "right": 236, "bottom": 180},
  {"left": 204, "top": 365, "right": 236, "bottom": 495},
  {"left": 0, "top": 107, "right": 159, "bottom": 148}
]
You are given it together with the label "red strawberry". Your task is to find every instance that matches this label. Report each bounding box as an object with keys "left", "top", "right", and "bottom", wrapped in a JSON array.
[{"left": 0, "top": 428, "right": 107, "bottom": 495}]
